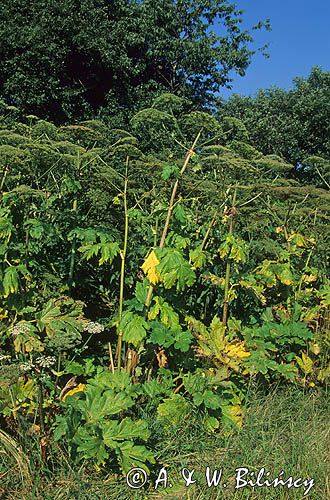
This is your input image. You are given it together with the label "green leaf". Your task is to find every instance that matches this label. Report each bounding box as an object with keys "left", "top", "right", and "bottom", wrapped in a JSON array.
[
  {"left": 203, "top": 414, "right": 220, "bottom": 433},
  {"left": 220, "top": 403, "right": 244, "bottom": 430},
  {"left": 173, "top": 330, "right": 192, "bottom": 352},
  {"left": 275, "top": 264, "right": 294, "bottom": 285},
  {"left": 2, "top": 266, "right": 19, "bottom": 297},
  {"left": 88, "top": 369, "right": 133, "bottom": 392},
  {"left": 134, "top": 280, "right": 149, "bottom": 305},
  {"left": 74, "top": 426, "right": 109, "bottom": 464},
  {"left": 64, "top": 359, "right": 96, "bottom": 377},
  {"left": 79, "top": 243, "right": 102, "bottom": 260},
  {"left": 190, "top": 246, "right": 207, "bottom": 269},
  {"left": 161, "top": 164, "right": 180, "bottom": 180},
  {"left": 173, "top": 204, "right": 186, "bottom": 223},
  {"left": 102, "top": 418, "right": 150, "bottom": 447},
  {"left": 115, "top": 441, "right": 155, "bottom": 473},
  {"left": 275, "top": 363, "right": 298, "bottom": 380},
  {"left": 150, "top": 321, "right": 173, "bottom": 347},
  {"left": 243, "top": 351, "right": 276, "bottom": 375},
  {"left": 157, "top": 394, "right": 191, "bottom": 426},
  {"left": 36, "top": 298, "right": 84, "bottom": 340},
  {"left": 148, "top": 296, "right": 179, "bottom": 327},
  {"left": 260, "top": 307, "right": 274, "bottom": 323},
  {"left": 99, "top": 242, "right": 120, "bottom": 265},
  {"left": 77, "top": 386, "right": 135, "bottom": 423},
  {"left": 142, "top": 379, "right": 170, "bottom": 399},
  {"left": 149, "top": 320, "right": 191, "bottom": 352},
  {"left": 157, "top": 249, "right": 195, "bottom": 291},
  {"left": 193, "top": 390, "right": 221, "bottom": 410},
  {"left": 12, "top": 323, "right": 44, "bottom": 353},
  {"left": 120, "top": 312, "right": 149, "bottom": 347}
]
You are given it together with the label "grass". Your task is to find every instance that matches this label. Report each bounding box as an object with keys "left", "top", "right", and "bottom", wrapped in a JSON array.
[{"left": 1, "top": 386, "right": 329, "bottom": 499}]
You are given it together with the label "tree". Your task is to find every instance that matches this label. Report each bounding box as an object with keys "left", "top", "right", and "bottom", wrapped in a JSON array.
[
  {"left": 219, "top": 67, "right": 330, "bottom": 166},
  {"left": 0, "top": 0, "right": 268, "bottom": 122}
]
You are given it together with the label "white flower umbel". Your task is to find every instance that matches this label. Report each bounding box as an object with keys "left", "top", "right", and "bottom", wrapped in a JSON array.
[
  {"left": 35, "top": 356, "right": 57, "bottom": 368},
  {"left": 84, "top": 321, "right": 105, "bottom": 334}
]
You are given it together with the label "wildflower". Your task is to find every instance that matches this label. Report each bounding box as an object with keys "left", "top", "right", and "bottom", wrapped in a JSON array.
[
  {"left": 84, "top": 321, "right": 104, "bottom": 334},
  {"left": 10, "top": 322, "right": 31, "bottom": 337},
  {"left": 35, "top": 356, "right": 56, "bottom": 368},
  {"left": 19, "top": 362, "right": 35, "bottom": 373}
]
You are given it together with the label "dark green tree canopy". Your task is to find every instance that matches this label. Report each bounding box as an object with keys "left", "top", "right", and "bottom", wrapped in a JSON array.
[
  {"left": 219, "top": 67, "right": 330, "bottom": 166},
  {"left": 0, "top": 0, "right": 268, "bottom": 122}
]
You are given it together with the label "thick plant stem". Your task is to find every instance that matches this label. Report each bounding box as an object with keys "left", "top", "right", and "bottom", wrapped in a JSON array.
[
  {"left": 201, "top": 209, "right": 218, "bottom": 251},
  {"left": 116, "top": 159, "right": 129, "bottom": 371},
  {"left": 68, "top": 197, "right": 77, "bottom": 292},
  {"left": 38, "top": 383, "right": 45, "bottom": 435},
  {"left": 222, "top": 189, "right": 237, "bottom": 327},
  {"left": 282, "top": 224, "right": 293, "bottom": 315},
  {"left": 108, "top": 341, "right": 115, "bottom": 374},
  {"left": 222, "top": 221, "right": 233, "bottom": 327},
  {"left": 296, "top": 210, "right": 318, "bottom": 301},
  {"left": 144, "top": 131, "right": 202, "bottom": 310},
  {"left": 68, "top": 151, "right": 80, "bottom": 292}
]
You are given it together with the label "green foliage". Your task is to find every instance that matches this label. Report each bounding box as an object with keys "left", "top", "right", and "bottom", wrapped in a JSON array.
[
  {"left": 54, "top": 369, "right": 155, "bottom": 472},
  {"left": 156, "top": 248, "right": 196, "bottom": 291},
  {"left": 149, "top": 321, "right": 192, "bottom": 353},
  {"left": 0, "top": 95, "right": 328, "bottom": 483},
  {"left": 120, "top": 311, "right": 149, "bottom": 347},
  {"left": 0, "top": 0, "right": 268, "bottom": 122},
  {"left": 243, "top": 318, "right": 313, "bottom": 380},
  {"left": 220, "top": 67, "right": 330, "bottom": 165},
  {"left": 157, "top": 394, "right": 191, "bottom": 426}
]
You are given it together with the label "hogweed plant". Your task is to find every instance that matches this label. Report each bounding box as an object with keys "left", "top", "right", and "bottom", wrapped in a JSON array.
[{"left": 0, "top": 96, "right": 328, "bottom": 475}]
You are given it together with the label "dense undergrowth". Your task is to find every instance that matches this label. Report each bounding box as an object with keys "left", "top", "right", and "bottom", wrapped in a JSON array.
[
  {"left": 0, "top": 93, "right": 329, "bottom": 497},
  {"left": 1, "top": 387, "right": 329, "bottom": 499}
]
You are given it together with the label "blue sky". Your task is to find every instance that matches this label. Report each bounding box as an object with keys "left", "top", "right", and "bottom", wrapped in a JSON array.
[{"left": 218, "top": 0, "right": 330, "bottom": 98}]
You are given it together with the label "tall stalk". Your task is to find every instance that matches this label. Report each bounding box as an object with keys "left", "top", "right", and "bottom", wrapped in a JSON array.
[
  {"left": 116, "top": 158, "right": 129, "bottom": 370},
  {"left": 296, "top": 208, "right": 318, "bottom": 300},
  {"left": 201, "top": 209, "right": 218, "bottom": 251},
  {"left": 144, "top": 130, "right": 202, "bottom": 310},
  {"left": 222, "top": 188, "right": 237, "bottom": 327},
  {"left": 68, "top": 151, "right": 80, "bottom": 292},
  {"left": 68, "top": 197, "right": 77, "bottom": 292}
]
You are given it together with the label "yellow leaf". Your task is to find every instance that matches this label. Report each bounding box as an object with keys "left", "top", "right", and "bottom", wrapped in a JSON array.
[
  {"left": 231, "top": 405, "right": 244, "bottom": 427},
  {"left": 296, "top": 353, "right": 313, "bottom": 375},
  {"left": 225, "top": 342, "right": 250, "bottom": 359},
  {"left": 141, "top": 250, "right": 160, "bottom": 285},
  {"left": 303, "top": 274, "right": 318, "bottom": 283},
  {"left": 289, "top": 232, "right": 305, "bottom": 247},
  {"left": 275, "top": 226, "right": 283, "bottom": 233},
  {"left": 0, "top": 308, "right": 8, "bottom": 320},
  {"left": 62, "top": 383, "right": 86, "bottom": 401},
  {"left": 224, "top": 404, "right": 244, "bottom": 428},
  {"left": 309, "top": 343, "right": 321, "bottom": 355}
]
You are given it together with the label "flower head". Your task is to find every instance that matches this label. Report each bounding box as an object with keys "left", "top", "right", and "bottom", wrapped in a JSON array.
[
  {"left": 84, "top": 321, "right": 104, "bottom": 334},
  {"left": 35, "top": 356, "right": 56, "bottom": 368}
]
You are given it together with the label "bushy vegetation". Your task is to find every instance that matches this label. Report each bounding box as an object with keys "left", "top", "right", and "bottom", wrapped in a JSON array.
[
  {"left": 0, "top": 3, "right": 329, "bottom": 496},
  {"left": 2, "top": 388, "right": 329, "bottom": 499},
  {"left": 0, "top": 0, "right": 270, "bottom": 122},
  {"left": 220, "top": 67, "right": 330, "bottom": 168},
  {"left": 0, "top": 90, "right": 329, "bottom": 497}
]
